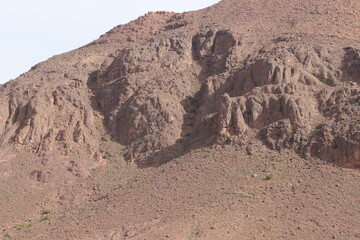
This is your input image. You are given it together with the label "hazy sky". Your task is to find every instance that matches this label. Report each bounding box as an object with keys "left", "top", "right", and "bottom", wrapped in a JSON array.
[{"left": 0, "top": 0, "right": 219, "bottom": 84}]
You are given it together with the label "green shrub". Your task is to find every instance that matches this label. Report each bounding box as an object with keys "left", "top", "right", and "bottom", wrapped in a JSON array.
[
  {"left": 40, "top": 214, "right": 51, "bottom": 221},
  {"left": 265, "top": 174, "right": 273, "bottom": 180},
  {"left": 42, "top": 208, "right": 52, "bottom": 214},
  {"left": 98, "top": 147, "right": 105, "bottom": 153}
]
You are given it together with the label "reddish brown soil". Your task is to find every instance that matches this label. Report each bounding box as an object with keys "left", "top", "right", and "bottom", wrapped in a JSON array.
[{"left": 0, "top": 0, "right": 359, "bottom": 239}]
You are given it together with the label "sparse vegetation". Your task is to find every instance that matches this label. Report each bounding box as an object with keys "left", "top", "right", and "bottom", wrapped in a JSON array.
[
  {"left": 54, "top": 114, "right": 62, "bottom": 124},
  {"left": 95, "top": 121, "right": 103, "bottom": 130},
  {"left": 183, "top": 130, "right": 192, "bottom": 137},
  {"left": 187, "top": 105, "right": 197, "bottom": 114},
  {"left": 116, "top": 178, "right": 138, "bottom": 189},
  {"left": 39, "top": 208, "right": 53, "bottom": 221},
  {"left": 3, "top": 233, "right": 11, "bottom": 239},
  {"left": 1, "top": 1, "right": 360, "bottom": 239},
  {"left": 15, "top": 224, "right": 23, "bottom": 230},
  {"left": 118, "top": 144, "right": 126, "bottom": 151},
  {"left": 238, "top": 61, "right": 245, "bottom": 69},
  {"left": 265, "top": 174, "right": 274, "bottom": 180},
  {"left": 40, "top": 214, "right": 51, "bottom": 221},
  {"left": 236, "top": 192, "right": 252, "bottom": 198},
  {"left": 189, "top": 22, "right": 200, "bottom": 36},
  {"left": 126, "top": 177, "right": 137, "bottom": 186},
  {"left": 15, "top": 222, "right": 32, "bottom": 231},
  {"left": 98, "top": 147, "right": 106, "bottom": 153},
  {"left": 42, "top": 208, "right": 52, "bottom": 215}
]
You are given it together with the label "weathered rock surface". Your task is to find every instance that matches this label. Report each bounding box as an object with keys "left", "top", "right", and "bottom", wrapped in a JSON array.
[
  {"left": 1, "top": 1, "right": 360, "bottom": 239},
  {"left": 199, "top": 44, "right": 360, "bottom": 167},
  {"left": 0, "top": 1, "right": 359, "bottom": 168}
]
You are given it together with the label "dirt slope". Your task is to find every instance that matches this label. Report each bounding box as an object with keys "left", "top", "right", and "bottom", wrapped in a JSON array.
[{"left": 0, "top": 0, "right": 359, "bottom": 239}]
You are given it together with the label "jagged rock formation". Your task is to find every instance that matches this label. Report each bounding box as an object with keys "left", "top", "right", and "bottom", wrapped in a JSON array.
[
  {"left": 87, "top": 31, "right": 359, "bottom": 167},
  {"left": 202, "top": 44, "right": 360, "bottom": 167},
  {"left": 0, "top": 0, "right": 359, "bottom": 168},
  {"left": 1, "top": 1, "right": 360, "bottom": 239},
  {"left": 0, "top": 78, "right": 98, "bottom": 156}
]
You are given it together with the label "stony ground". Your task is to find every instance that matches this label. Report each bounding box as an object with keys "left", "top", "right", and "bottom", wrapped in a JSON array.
[
  {"left": 2, "top": 144, "right": 360, "bottom": 239},
  {"left": 0, "top": 0, "right": 359, "bottom": 239}
]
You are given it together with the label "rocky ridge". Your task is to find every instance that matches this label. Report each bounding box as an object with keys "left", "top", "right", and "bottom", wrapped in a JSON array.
[{"left": 1, "top": 26, "right": 358, "bottom": 168}]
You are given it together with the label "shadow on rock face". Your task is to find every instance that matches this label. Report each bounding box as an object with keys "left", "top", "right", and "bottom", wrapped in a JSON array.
[{"left": 86, "top": 31, "right": 360, "bottom": 168}]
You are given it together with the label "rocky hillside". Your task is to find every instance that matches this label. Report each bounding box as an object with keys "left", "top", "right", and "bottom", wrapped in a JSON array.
[
  {"left": 0, "top": 0, "right": 359, "bottom": 239},
  {"left": 0, "top": 0, "right": 358, "bottom": 168}
]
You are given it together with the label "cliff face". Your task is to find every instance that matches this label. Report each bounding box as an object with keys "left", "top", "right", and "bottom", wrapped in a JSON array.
[
  {"left": 97, "top": 33, "right": 360, "bottom": 167},
  {"left": 0, "top": 1, "right": 359, "bottom": 168}
]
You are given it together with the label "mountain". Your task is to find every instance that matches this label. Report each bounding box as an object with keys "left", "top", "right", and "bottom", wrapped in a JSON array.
[{"left": 0, "top": 0, "right": 359, "bottom": 239}]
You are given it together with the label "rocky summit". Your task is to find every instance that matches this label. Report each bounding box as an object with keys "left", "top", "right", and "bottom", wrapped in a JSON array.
[{"left": 0, "top": 0, "right": 359, "bottom": 239}]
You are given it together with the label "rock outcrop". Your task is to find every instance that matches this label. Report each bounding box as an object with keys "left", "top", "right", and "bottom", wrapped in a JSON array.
[
  {"left": 87, "top": 29, "right": 360, "bottom": 167},
  {"left": 0, "top": 7, "right": 359, "bottom": 168}
]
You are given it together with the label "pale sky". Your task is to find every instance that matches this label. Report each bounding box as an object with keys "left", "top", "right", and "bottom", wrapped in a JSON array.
[{"left": 0, "top": 0, "right": 220, "bottom": 84}]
